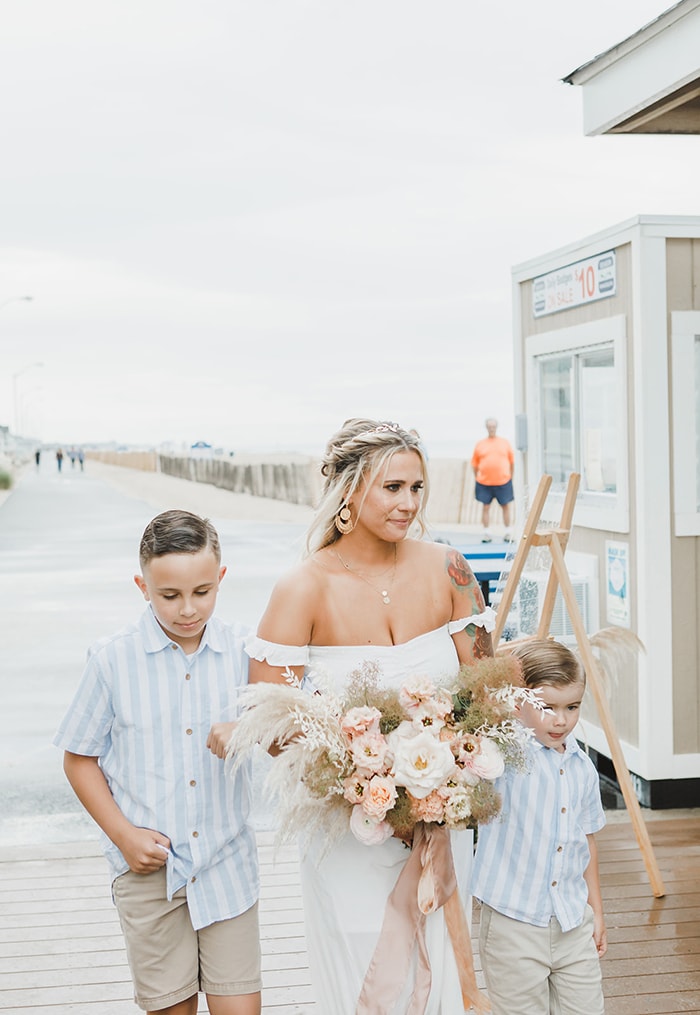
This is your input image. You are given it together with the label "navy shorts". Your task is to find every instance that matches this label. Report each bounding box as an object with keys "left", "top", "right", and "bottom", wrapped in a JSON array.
[{"left": 475, "top": 480, "right": 514, "bottom": 506}]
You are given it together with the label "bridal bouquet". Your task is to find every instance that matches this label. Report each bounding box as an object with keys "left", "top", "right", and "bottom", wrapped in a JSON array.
[{"left": 227, "top": 653, "right": 538, "bottom": 848}]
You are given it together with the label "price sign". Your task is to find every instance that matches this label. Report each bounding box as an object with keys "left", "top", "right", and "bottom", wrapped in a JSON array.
[{"left": 532, "top": 250, "right": 616, "bottom": 318}]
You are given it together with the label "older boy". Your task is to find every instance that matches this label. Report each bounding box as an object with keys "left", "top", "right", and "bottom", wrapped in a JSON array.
[
  {"left": 472, "top": 639, "right": 606, "bottom": 1015},
  {"left": 54, "top": 510, "right": 261, "bottom": 1015}
]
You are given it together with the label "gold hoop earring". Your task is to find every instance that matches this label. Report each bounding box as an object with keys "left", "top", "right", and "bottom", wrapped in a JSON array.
[{"left": 335, "top": 505, "right": 354, "bottom": 534}]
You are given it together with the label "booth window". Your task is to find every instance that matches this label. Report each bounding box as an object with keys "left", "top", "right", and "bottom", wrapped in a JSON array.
[
  {"left": 671, "top": 313, "right": 700, "bottom": 535},
  {"left": 540, "top": 347, "right": 616, "bottom": 493},
  {"left": 527, "top": 315, "right": 628, "bottom": 531}
]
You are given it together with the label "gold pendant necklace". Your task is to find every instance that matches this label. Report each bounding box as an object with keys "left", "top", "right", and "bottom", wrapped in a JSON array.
[{"left": 333, "top": 545, "right": 397, "bottom": 605}]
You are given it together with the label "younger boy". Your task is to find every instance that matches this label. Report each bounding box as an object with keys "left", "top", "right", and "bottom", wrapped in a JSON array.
[
  {"left": 471, "top": 639, "right": 607, "bottom": 1015},
  {"left": 54, "top": 510, "right": 261, "bottom": 1015}
]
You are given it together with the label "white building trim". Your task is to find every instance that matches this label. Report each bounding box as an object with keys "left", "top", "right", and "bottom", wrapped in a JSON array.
[
  {"left": 671, "top": 311, "right": 700, "bottom": 535},
  {"left": 563, "top": 0, "right": 700, "bottom": 136},
  {"left": 632, "top": 233, "right": 675, "bottom": 782}
]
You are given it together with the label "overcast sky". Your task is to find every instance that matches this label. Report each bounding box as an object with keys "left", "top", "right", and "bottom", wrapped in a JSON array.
[{"left": 0, "top": 0, "right": 693, "bottom": 456}]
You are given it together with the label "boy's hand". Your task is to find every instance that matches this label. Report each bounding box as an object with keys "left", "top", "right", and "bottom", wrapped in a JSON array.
[
  {"left": 593, "top": 912, "right": 608, "bottom": 957},
  {"left": 206, "top": 721, "right": 237, "bottom": 759},
  {"left": 118, "top": 827, "right": 171, "bottom": 874}
]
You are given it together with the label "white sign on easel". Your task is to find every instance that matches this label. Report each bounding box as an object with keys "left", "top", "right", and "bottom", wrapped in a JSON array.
[{"left": 605, "top": 540, "right": 629, "bottom": 627}]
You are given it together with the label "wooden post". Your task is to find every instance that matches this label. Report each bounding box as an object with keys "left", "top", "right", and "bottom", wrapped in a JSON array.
[
  {"left": 491, "top": 474, "right": 552, "bottom": 646},
  {"left": 548, "top": 535, "right": 665, "bottom": 897},
  {"left": 492, "top": 472, "right": 665, "bottom": 898},
  {"left": 535, "top": 474, "right": 580, "bottom": 639}
]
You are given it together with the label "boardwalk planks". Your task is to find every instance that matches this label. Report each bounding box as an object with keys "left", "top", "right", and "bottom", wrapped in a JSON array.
[{"left": 1, "top": 816, "right": 699, "bottom": 1013}]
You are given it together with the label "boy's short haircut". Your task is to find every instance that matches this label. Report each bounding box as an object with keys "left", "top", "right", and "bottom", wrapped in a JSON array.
[
  {"left": 511, "top": 638, "right": 585, "bottom": 690},
  {"left": 139, "top": 510, "right": 221, "bottom": 567}
]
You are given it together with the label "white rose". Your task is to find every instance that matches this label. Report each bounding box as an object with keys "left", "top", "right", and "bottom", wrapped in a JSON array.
[
  {"left": 444, "top": 786, "right": 472, "bottom": 824},
  {"left": 349, "top": 804, "right": 394, "bottom": 846},
  {"left": 389, "top": 725, "right": 457, "bottom": 800}
]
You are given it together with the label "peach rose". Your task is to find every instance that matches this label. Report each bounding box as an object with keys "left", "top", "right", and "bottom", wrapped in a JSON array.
[
  {"left": 362, "top": 775, "right": 398, "bottom": 821},
  {"left": 341, "top": 706, "right": 382, "bottom": 739}
]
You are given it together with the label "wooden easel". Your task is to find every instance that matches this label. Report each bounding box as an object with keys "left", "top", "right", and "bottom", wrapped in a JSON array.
[{"left": 493, "top": 473, "right": 665, "bottom": 898}]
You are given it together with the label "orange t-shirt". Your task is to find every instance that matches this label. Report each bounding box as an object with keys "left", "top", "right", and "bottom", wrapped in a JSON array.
[{"left": 471, "top": 436, "right": 514, "bottom": 486}]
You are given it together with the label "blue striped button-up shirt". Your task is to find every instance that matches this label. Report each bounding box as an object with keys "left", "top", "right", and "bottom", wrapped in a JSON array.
[
  {"left": 54, "top": 608, "right": 259, "bottom": 931},
  {"left": 471, "top": 735, "right": 605, "bottom": 931}
]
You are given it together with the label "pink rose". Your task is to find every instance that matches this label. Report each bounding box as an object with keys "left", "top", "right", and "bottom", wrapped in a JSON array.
[
  {"left": 341, "top": 706, "right": 382, "bottom": 739},
  {"left": 399, "top": 678, "right": 452, "bottom": 731},
  {"left": 424, "top": 688, "right": 453, "bottom": 721},
  {"left": 413, "top": 708, "right": 447, "bottom": 733},
  {"left": 440, "top": 726, "right": 459, "bottom": 746},
  {"left": 350, "top": 732, "right": 390, "bottom": 776},
  {"left": 461, "top": 737, "right": 505, "bottom": 780},
  {"left": 362, "top": 775, "right": 398, "bottom": 821},
  {"left": 399, "top": 676, "right": 437, "bottom": 712},
  {"left": 349, "top": 805, "right": 394, "bottom": 846},
  {"left": 343, "top": 776, "right": 369, "bottom": 805}
]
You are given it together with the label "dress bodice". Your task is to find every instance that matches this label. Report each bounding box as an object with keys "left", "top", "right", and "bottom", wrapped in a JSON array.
[
  {"left": 244, "top": 606, "right": 496, "bottom": 695},
  {"left": 307, "top": 626, "right": 460, "bottom": 694}
]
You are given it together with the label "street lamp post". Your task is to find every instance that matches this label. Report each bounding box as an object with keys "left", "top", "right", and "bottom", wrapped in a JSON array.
[{"left": 1, "top": 295, "right": 36, "bottom": 437}]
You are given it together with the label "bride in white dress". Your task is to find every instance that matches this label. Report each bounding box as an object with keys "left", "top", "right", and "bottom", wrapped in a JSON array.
[{"left": 245, "top": 419, "right": 494, "bottom": 1014}]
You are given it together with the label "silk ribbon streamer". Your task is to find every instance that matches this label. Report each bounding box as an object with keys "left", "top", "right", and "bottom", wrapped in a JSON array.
[{"left": 355, "top": 823, "right": 490, "bottom": 1014}]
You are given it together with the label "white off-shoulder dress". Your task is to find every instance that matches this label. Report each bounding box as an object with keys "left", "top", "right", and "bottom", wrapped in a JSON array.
[{"left": 245, "top": 618, "right": 483, "bottom": 1015}]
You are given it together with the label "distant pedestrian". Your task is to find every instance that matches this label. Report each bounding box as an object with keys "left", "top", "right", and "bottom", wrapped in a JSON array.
[
  {"left": 54, "top": 510, "right": 262, "bottom": 1015},
  {"left": 471, "top": 417, "right": 515, "bottom": 542},
  {"left": 34, "top": 449, "right": 41, "bottom": 467},
  {"left": 77, "top": 447, "right": 84, "bottom": 471},
  {"left": 55, "top": 448, "right": 64, "bottom": 472},
  {"left": 69, "top": 447, "right": 77, "bottom": 468}
]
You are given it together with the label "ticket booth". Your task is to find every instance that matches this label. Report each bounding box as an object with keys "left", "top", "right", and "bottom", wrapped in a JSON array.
[{"left": 512, "top": 215, "right": 700, "bottom": 807}]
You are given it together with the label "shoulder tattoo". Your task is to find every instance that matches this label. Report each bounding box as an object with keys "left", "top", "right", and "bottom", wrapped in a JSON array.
[{"left": 445, "top": 548, "right": 478, "bottom": 590}]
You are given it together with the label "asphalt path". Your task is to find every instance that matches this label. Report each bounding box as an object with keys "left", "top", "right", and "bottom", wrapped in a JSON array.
[{"left": 0, "top": 460, "right": 307, "bottom": 846}]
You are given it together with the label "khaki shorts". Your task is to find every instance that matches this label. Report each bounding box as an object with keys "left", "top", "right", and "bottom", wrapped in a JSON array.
[
  {"left": 113, "top": 867, "right": 261, "bottom": 1012},
  {"left": 478, "top": 902, "right": 604, "bottom": 1015}
]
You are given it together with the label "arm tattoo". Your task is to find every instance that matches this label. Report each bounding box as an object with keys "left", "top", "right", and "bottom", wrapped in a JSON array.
[
  {"left": 473, "top": 625, "right": 494, "bottom": 658},
  {"left": 446, "top": 549, "right": 494, "bottom": 658}
]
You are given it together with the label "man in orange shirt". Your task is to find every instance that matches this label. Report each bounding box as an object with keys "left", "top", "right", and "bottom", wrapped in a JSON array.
[{"left": 471, "top": 418, "right": 515, "bottom": 542}]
